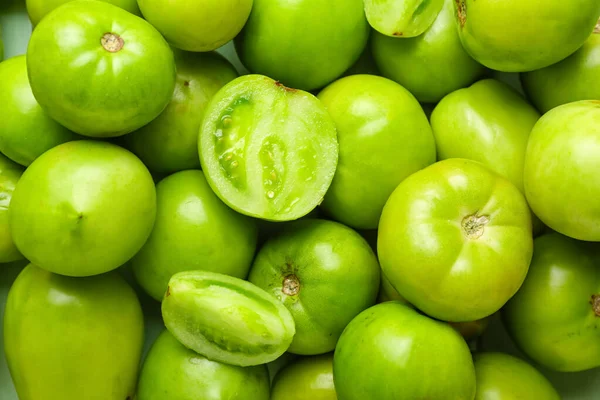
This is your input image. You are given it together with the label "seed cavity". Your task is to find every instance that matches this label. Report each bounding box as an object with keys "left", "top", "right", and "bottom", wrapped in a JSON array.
[
  {"left": 455, "top": 0, "right": 466, "bottom": 28},
  {"left": 282, "top": 274, "right": 300, "bottom": 296},
  {"left": 198, "top": 326, "right": 276, "bottom": 355},
  {"left": 462, "top": 213, "right": 490, "bottom": 239},
  {"left": 101, "top": 32, "right": 124, "bottom": 52}
]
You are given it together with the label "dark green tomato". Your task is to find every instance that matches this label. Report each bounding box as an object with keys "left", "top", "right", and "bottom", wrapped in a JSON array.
[
  {"left": 0, "top": 153, "right": 23, "bottom": 263},
  {"left": 235, "top": 0, "right": 369, "bottom": 91},
  {"left": 125, "top": 50, "right": 238, "bottom": 174},
  {"left": 137, "top": 329, "right": 270, "bottom": 400},
  {"left": 248, "top": 219, "right": 380, "bottom": 355},
  {"left": 26, "top": 0, "right": 176, "bottom": 137},
  {"left": 333, "top": 302, "right": 476, "bottom": 400},
  {"left": 503, "top": 233, "right": 600, "bottom": 372},
  {"left": 271, "top": 354, "right": 336, "bottom": 400},
  {"left": 26, "top": 0, "right": 141, "bottom": 26},
  {"left": 0, "top": 55, "right": 79, "bottom": 166}
]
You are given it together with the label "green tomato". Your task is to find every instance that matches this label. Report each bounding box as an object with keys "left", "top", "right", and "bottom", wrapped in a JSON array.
[
  {"left": 9, "top": 141, "right": 156, "bottom": 277},
  {"left": 271, "top": 354, "right": 336, "bottom": 400},
  {"left": 0, "top": 55, "right": 79, "bottom": 166},
  {"left": 248, "top": 219, "right": 380, "bottom": 355},
  {"left": 26, "top": 0, "right": 176, "bottom": 137},
  {"left": 503, "top": 233, "right": 600, "bottom": 372},
  {"left": 378, "top": 159, "right": 533, "bottom": 322},
  {"left": 199, "top": 75, "right": 339, "bottom": 221},
  {"left": 125, "top": 51, "right": 238, "bottom": 174},
  {"left": 0, "top": 154, "right": 23, "bottom": 263},
  {"left": 474, "top": 353, "right": 560, "bottom": 399},
  {"left": 455, "top": 0, "right": 600, "bottom": 72},
  {"left": 318, "top": 75, "right": 435, "bottom": 229},
  {"left": 137, "top": 329, "right": 270, "bottom": 400},
  {"left": 235, "top": 0, "right": 369, "bottom": 91},
  {"left": 26, "top": 0, "right": 141, "bottom": 26},
  {"left": 523, "top": 100, "right": 600, "bottom": 241},
  {"left": 162, "top": 270, "right": 296, "bottom": 366},
  {"left": 4, "top": 264, "right": 144, "bottom": 400},
  {"left": 132, "top": 170, "right": 258, "bottom": 301},
  {"left": 372, "top": 0, "right": 486, "bottom": 103},
  {"left": 364, "top": 0, "right": 444, "bottom": 38},
  {"left": 522, "top": 28, "right": 600, "bottom": 113},
  {"left": 333, "top": 302, "right": 476, "bottom": 400}
]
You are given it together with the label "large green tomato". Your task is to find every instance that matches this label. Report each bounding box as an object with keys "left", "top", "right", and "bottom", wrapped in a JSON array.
[
  {"left": 125, "top": 51, "right": 238, "bottom": 174},
  {"left": 474, "top": 353, "right": 560, "bottom": 399},
  {"left": 248, "top": 219, "right": 380, "bottom": 355},
  {"left": 523, "top": 100, "right": 600, "bottom": 241},
  {"left": 9, "top": 141, "right": 156, "bottom": 277},
  {"left": 334, "top": 302, "right": 476, "bottom": 400},
  {"left": 4, "top": 265, "right": 144, "bottom": 400},
  {"left": 0, "top": 55, "right": 79, "bottom": 166},
  {"left": 364, "top": 0, "right": 443, "bottom": 38},
  {"left": 235, "top": 0, "right": 369, "bottom": 91},
  {"left": 26, "top": 0, "right": 141, "bottom": 26},
  {"left": 372, "top": 0, "right": 486, "bottom": 103},
  {"left": 503, "top": 233, "right": 600, "bottom": 372},
  {"left": 137, "top": 329, "right": 270, "bottom": 400},
  {"left": 26, "top": 0, "right": 176, "bottom": 137},
  {"left": 0, "top": 154, "right": 23, "bottom": 263},
  {"left": 318, "top": 75, "right": 436, "bottom": 229},
  {"left": 132, "top": 170, "right": 258, "bottom": 301},
  {"left": 522, "top": 29, "right": 600, "bottom": 113},
  {"left": 137, "top": 0, "right": 252, "bottom": 52},
  {"left": 455, "top": 0, "right": 600, "bottom": 72},
  {"left": 378, "top": 159, "right": 533, "bottom": 322},
  {"left": 271, "top": 354, "right": 336, "bottom": 400}
]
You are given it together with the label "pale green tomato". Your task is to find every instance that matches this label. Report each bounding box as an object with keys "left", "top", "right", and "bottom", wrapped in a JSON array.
[
  {"left": 26, "top": 0, "right": 141, "bottom": 25},
  {"left": 364, "top": 0, "right": 444, "bottom": 38}
]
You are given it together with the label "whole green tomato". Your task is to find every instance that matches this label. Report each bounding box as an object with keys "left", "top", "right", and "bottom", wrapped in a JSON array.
[
  {"left": 132, "top": 170, "right": 258, "bottom": 301},
  {"left": 522, "top": 28, "right": 600, "bottom": 113},
  {"left": 0, "top": 55, "right": 79, "bottom": 166},
  {"left": 455, "top": 0, "right": 600, "bottom": 72},
  {"left": 364, "top": 0, "right": 443, "bottom": 38},
  {"left": 334, "top": 302, "right": 476, "bottom": 400},
  {"left": 317, "top": 75, "right": 435, "bottom": 229},
  {"left": 9, "top": 141, "right": 156, "bottom": 277},
  {"left": 503, "top": 233, "right": 600, "bottom": 372},
  {"left": 125, "top": 51, "right": 238, "bottom": 174},
  {"left": 378, "top": 159, "right": 533, "bottom": 322},
  {"left": 26, "top": 0, "right": 141, "bottom": 26},
  {"left": 271, "top": 354, "right": 336, "bottom": 400},
  {"left": 0, "top": 154, "right": 23, "bottom": 263},
  {"left": 474, "top": 353, "right": 560, "bottom": 399},
  {"left": 524, "top": 100, "right": 600, "bottom": 241},
  {"left": 4, "top": 264, "right": 144, "bottom": 400},
  {"left": 248, "top": 219, "right": 380, "bottom": 355},
  {"left": 137, "top": 329, "right": 270, "bottom": 400},
  {"left": 26, "top": 0, "right": 176, "bottom": 137},
  {"left": 372, "top": 0, "right": 486, "bottom": 103},
  {"left": 235, "top": 0, "right": 369, "bottom": 91}
]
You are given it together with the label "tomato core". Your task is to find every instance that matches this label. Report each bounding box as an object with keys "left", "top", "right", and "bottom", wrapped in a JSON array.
[
  {"left": 101, "top": 33, "right": 124, "bottom": 52},
  {"left": 461, "top": 213, "right": 490, "bottom": 239}
]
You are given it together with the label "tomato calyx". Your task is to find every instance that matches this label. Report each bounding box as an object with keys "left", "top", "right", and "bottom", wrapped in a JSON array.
[
  {"left": 461, "top": 213, "right": 490, "bottom": 239},
  {"left": 101, "top": 33, "right": 124, "bottom": 53},
  {"left": 282, "top": 274, "right": 300, "bottom": 296},
  {"left": 591, "top": 294, "right": 600, "bottom": 317}
]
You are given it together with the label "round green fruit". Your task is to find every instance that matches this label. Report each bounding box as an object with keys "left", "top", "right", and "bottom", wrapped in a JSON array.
[
  {"left": 26, "top": 0, "right": 176, "bottom": 137},
  {"left": 455, "top": 0, "right": 600, "bottom": 72},
  {"left": 26, "top": 0, "right": 141, "bottom": 26},
  {"left": 0, "top": 154, "right": 24, "bottom": 263},
  {"left": 318, "top": 75, "right": 435, "bottom": 229},
  {"left": 125, "top": 51, "right": 237, "bottom": 174},
  {"left": 132, "top": 170, "right": 257, "bottom": 301},
  {"left": 4, "top": 265, "right": 144, "bottom": 400},
  {"left": 199, "top": 74, "right": 338, "bottom": 221},
  {"left": 0, "top": 55, "right": 79, "bottom": 166},
  {"left": 503, "top": 233, "right": 600, "bottom": 372},
  {"left": 271, "top": 354, "right": 336, "bottom": 400},
  {"left": 235, "top": 0, "right": 369, "bottom": 91},
  {"left": 524, "top": 100, "right": 600, "bottom": 241},
  {"left": 364, "top": 0, "right": 444, "bottom": 38},
  {"left": 248, "top": 219, "right": 380, "bottom": 355},
  {"left": 333, "top": 302, "right": 476, "bottom": 400},
  {"left": 9, "top": 141, "right": 156, "bottom": 277},
  {"left": 378, "top": 159, "right": 533, "bottom": 322},
  {"left": 137, "top": 329, "right": 270, "bottom": 400}
]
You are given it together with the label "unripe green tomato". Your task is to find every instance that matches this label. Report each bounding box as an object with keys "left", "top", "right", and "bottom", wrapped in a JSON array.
[
  {"left": 271, "top": 354, "right": 336, "bottom": 400},
  {"left": 0, "top": 154, "right": 23, "bottom": 263},
  {"left": 26, "top": 0, "right": 141, "bottom": 26}
]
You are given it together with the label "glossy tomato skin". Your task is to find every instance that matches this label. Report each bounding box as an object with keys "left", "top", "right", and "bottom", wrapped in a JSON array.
[
  {"left": 132, "top": 170, "right": 258, "bottom": 301},
  {"left": 235, "top": 0, "right": 369, "bottom": 91},
  {"left": 248, "top": 219, "right": 380, "bottom": 355},
  {"left": 0, "top": 154, "right": 24, "bottom": 263},
  {"left": 26, "top": 0, "right": 141, "bottom": 26},
  {"left": 378, "top": 159, "right": 533, "bottom": 322},
  {"left": 271, "top": 354, "right": 336, "bottom": 400},
  {"left": 318, "top": 75, "right": 436, "bottom": 230},
  {"left": 474, "top": 353, "right": 560, "bottom": 400},
  {"left": 26, "top": 0, "right": 176, "bottom": 137},
  {"left": 524, "top": 100, "right": 600, "bottom": 241},
  {"left": 334, "top": 302, "right": 476, "bottom": 400},
  {"left": 503, "top": 233, "right": 600, "bottom": 372},
  {"left": 137, "top": 329, "right": 270, "bottom": 400},
  {"left": 4, "top": 265, "right": 144, "bottom": 400}
]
